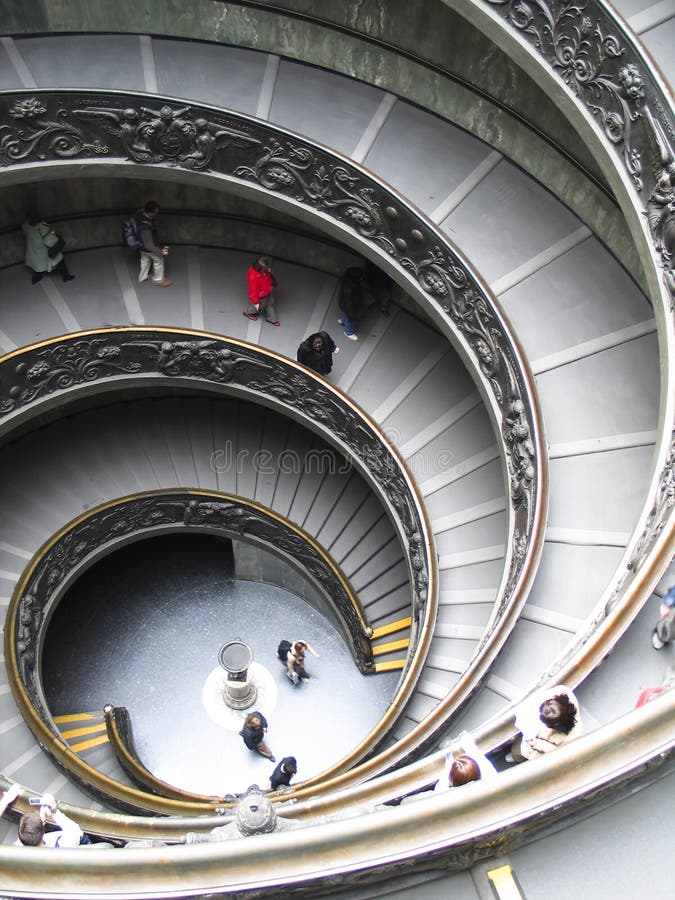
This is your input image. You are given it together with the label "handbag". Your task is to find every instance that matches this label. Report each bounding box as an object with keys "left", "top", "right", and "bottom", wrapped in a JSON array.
[{"left": 47, "top": 235, "right": 66, "bottom": 259}]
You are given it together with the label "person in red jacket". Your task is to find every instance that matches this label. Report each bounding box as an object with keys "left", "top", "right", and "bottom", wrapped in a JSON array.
[{"left": 244, "top": 256, "right": 279, "bottom": 326}]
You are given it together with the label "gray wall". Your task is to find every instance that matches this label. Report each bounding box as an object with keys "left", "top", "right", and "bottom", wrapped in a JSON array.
[
  {"left": 233, "top": 540, "right": 345, "bottom": 636},
  {"left": 0, "top": 0, "right": 642, "bottom": 286}
]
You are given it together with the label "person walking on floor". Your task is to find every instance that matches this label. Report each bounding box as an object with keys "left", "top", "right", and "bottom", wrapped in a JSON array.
[
  {"left": 296, "top": 331, "right": 339, "bottom": 375},
  {"left": 285, "top": 639, "right": 320, "bottom": 685},
  {"left": 23, "top": 215, "right": 75, "bottom": 285},
  {"left": 239, "top": 711, "right": 275, "bottom": 761},
  {"left": 135, "top": 201, "right": 171, "bottom": 287},
  {"left": 244, "top": 256, "right": 279, "bottom": 326},
  {"left": 338, "top": 267, "right": 367, "bottom": 341},
  {"left": 269, "top": 756, "right": 298, "bottom": 790}
]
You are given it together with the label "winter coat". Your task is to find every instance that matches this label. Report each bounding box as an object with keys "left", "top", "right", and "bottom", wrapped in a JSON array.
[
  {"left": 23, "top": 220, "right": 63, "bottom": 272},
  {"left": 338, "top": 268, "right": 367, "bottom": 320},
  {"left": 248, "top": 266, "right": 274, "bottom": 304},
  {"left": 296, "top": 332, "right": 337, "bottom": 375},
  {"left": 135, "top": 211, "right": 162, "bottom": 253},
  {"left": 270, "top": 757, "right": 297, "bottom": 790},
  {"left": 239, "top": 711, "right": 268, "bottom": 750}
]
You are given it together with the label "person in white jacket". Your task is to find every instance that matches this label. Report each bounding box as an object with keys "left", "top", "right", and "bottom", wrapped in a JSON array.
[
  {"left": 506, "top": 684, "right": 582, "bottom": 763},
  {"left": 434, "top": 732, "right": 498, "bottom": 792},
  {"left": 15, "top": 792, "right": 85, "bottom": 847}
]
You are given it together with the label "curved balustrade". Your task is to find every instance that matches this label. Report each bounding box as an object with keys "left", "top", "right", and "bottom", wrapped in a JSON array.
[
  {"left": 0, "top": 690, "right": 671, "bottom": 894},
  {"left": 104, "top": 706, "right": 230, "bottom": 805},
  {"left": 6, "top": 488, "right": 386, "bottom": 811},
  {"left": 0, "top": 1, "right": 673, "bottom": 894},
  {"left": 0, "top": 85, "right": 550, "bottom": 757}
]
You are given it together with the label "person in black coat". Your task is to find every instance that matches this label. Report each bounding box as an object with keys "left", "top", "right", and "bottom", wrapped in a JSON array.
[
  {"left": 239, "top": 711, "right": 275, "bottom": 761},
  {"left": 338, "top": 267, "right": 367, "bottom": 340},
  {"left": 269, "top": 756, "right": 297, "bottom": 790},
  {"left": 296, "top": 332, "right": 339, "bottom": 375}
]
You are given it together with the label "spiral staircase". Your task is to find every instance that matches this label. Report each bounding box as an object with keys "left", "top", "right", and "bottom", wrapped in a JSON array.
[{"left": 0, "top": 2, "right": 673, "bottom": 898}]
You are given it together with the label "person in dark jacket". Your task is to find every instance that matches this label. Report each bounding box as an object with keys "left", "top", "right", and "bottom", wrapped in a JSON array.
[
  {"left": 239, "top": 711, "right": 275, "bottom": 761},
  {"left": 135, "top": 201, "right": 171, "bottom": 287},
  {"left": 269, "top": 756, "right": 297, "bottom": 790},
  {"left": 363, "top": 259, "right": 393, "bottom": 315},
  {"left": 338, "top": 267, "right": 367, "bottom": 340},
  {"left": 296, "top": 332, "right": 339, "bottom": 375}
]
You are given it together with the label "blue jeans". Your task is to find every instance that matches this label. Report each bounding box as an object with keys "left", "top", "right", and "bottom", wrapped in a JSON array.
[{"left": 341, "top": 313, "right": 355, "bottom": 336}]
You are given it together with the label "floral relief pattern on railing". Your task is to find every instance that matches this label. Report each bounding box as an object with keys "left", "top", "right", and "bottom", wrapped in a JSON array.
[
  {"left": 0, "top": 331, "right": 429, "bottom": 666},
  {"left": 0, "top": 90, "right": 542, "bottom": 611},
  {"left": 485, "top": 0, "right": 675, "bottom": 306},
  {"left": 12, "top": 491, "right": 374, "bottom": 721}
]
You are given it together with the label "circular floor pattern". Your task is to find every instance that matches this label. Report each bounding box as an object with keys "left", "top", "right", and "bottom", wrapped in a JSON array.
[
  {"left": 42, "top": 534, "right": 399, "bottom": 796},
  {"left": 202, "top": 662, "right": 278, "bottom": 730}
]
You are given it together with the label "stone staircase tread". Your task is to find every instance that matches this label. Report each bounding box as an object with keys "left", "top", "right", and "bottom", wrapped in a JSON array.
[
  {"left": 15, "top": 34, "right": 146, "bottom": 91},
  {"left": 422, "top": 458, "right": 505, "bottom": 523},
  {"left": 315, "top": 475, "right": 378, "bottom": 550},
  {"left": 382, "top": 354, "right": 478, "bottom": 448},
  {"left": 440, "top": 159, "right": 582, "bottom": 286},
  {"left": 252, "top": 409, "right": 291, "bottom": 509},
  {"left": 363, "top": 97, "right": 497, "bottom": 215},
  {"left": 329, "top": 494, "right": 387, "bottom": 562},
  {"left": 347, "top": 313, "right": 448, "bottom": 415},
  {"left": 269, "top": 58, "right": 386, "bottom": 157},
  {"left": 434, "top": 512, "right": 508, "bottom": 558},
  {"left": 547, "top": 445, "right": 657, "bottom": 533},
  {"left": 348, "top": 542, "right": 406, "bottom": 592},
  {"left": 153, "top": 38, "right": 269, "bottom": 115},
  {"left": 266, "top": 425, "right": 317, "bottom": 518},
  {"left": 437, "top": 558, "right": 507, "bottom": 592},
  {"left": 339, "top": 516, "right": 402, "bottom": 573},
  {"left": 536, "top": 334, "right": 660, "bottom": 445},
  {"left": 498, "top": 235, "right": 652, "bottom": 360}
]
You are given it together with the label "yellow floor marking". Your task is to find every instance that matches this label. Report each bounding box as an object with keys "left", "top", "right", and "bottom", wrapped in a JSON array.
[
  {"left": 70, "top": 734, "right": 109, "bottom": 753},
  {"left": 61, "top": 723, "right": 107, "bottom": 739},
  {"left": 371, "top": 617, "right": 412, "bottom": 639},
  {"left": 53, "top": 713, "right": 96, "bottom": 723},
  {"left": 372, "top": 638, "right": 409, "bottom": 656},
  {"left": 487, "top": 864, "right": 524, "bottom": 900},
  {"left": 374, "top": 659, "right": 406, "bottom": 672}
]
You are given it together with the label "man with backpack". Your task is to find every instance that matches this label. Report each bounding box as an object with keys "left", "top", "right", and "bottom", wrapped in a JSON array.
[{"left": 125, "top": 201, "right": 171, "bottom": 287}]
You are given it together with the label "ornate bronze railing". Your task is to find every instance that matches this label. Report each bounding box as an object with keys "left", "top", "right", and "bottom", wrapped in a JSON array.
[
  {"left": 0, "top": 1, "right": 672, "bottom": 891},
  {"left": 104, "top": 705, "right": 230, "bottom": 805},
  {"left": 0, "top": 101, "right": 548, "bottom": 758},
  {"left": 0, "top": 88, "right": 544, "bottom": 626},
  {"left": 0, "top": 689, "right": 672, "bottom": 892},
  {"left": 6, "top": 488, "right": 382, "bottom": 810}
]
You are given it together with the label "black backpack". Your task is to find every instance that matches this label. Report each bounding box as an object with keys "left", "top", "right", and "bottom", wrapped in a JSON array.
[
  {"left": 277, "top": 640, "right": 292, "bottom": 663},
  {"left": 122, "top": 215, "right": 142, "bottom": 250}
]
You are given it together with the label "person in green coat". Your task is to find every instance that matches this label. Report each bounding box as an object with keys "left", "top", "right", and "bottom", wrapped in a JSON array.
[{"left": 23, "top": 215, "right": 75, "bottom": 284}]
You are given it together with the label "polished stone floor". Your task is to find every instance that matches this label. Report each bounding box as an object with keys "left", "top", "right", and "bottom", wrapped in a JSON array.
[{"left": 42, "top": 535, "right": 398, "bottom": 796}]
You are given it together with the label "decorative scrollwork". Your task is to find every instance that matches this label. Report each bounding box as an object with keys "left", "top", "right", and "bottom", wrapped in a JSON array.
[
  {"left": 0, "top": 97, "right": 107, "bottom": 165},
  {"left": 0, "top": 339, "right": 142, "bottom": 413},
  {"left": 236, "top": 139, "right": 396, "bottom": 254},
  {"left": 0, "top": 331, "right": 430, "bottom": 659},
  {"left": 486, "top": 0, "right": 643, "bottom": 189},
  {"left": 73, "top": 102, "right": 259, "bottom": 169},
  {"left": 12, "top": 490, "right": 375, "bottom": 723},
  {"left": 644, "top": 108, "right": 675, "bottom": 303},
  {"left": 0, "top": 90, "right": 543, "bottom": 570}
]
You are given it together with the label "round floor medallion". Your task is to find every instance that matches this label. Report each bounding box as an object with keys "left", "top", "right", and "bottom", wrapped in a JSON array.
[{"left": 202, "top": 662, "right": 278, "bottom": 730}]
